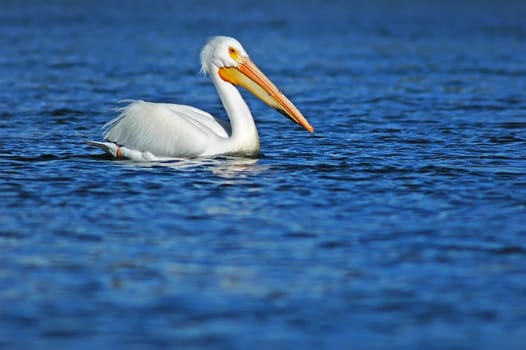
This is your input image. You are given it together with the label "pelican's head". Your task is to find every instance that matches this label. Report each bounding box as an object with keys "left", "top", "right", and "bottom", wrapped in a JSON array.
[{"left": 200, "top": 36, "right": 314, "bottom": 133}]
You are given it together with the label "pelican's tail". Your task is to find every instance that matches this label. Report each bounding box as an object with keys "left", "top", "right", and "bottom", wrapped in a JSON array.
[
  {"left": 87, "top": 140, "right": 162, "bottom": 161},
  {"left": 86, "top": 140, "right": 121, "bottom": 158}
]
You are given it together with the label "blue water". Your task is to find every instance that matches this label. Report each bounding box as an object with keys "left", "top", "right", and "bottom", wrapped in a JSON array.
[{"left": 2, "top": 0, "right": 526, "bottom": 348}]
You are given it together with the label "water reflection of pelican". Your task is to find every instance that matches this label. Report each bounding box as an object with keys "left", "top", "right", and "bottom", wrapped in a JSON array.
[{"left": 124, "top": 157, "right": 267, "bottom": 179}]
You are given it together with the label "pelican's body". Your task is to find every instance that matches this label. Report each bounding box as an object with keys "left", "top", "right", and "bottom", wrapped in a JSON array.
[{"left": 89, "top": 36, "right": 313, "bottom": 160}]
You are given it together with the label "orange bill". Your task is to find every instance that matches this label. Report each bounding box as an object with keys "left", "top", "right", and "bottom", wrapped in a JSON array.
[{"left": 219, "top": 59, "right": 314, "bottom": 133}]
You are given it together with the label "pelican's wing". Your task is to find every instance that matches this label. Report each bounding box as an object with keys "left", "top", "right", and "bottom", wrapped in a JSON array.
[{"left": 102, "top": 100, "right": 229, "bottom": 157}]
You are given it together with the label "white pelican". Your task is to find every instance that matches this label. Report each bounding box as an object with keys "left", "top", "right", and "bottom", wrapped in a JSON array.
[{"left": 88, "top": 36, "right": 314, "bottom": 160}]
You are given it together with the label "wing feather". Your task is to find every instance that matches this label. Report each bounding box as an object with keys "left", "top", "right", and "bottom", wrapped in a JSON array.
[{"left": 102, "top": 100, "right": 229, "bottom": 157}]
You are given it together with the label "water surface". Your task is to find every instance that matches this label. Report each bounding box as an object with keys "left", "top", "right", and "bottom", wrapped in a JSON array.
[{"left": 1, "top": 0, "right": 526, "bottom": 349}]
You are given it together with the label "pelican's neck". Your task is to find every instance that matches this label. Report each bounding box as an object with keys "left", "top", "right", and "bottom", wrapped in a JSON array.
[{"left": 210, "top": 70, "right": 259, "bottom": 153}]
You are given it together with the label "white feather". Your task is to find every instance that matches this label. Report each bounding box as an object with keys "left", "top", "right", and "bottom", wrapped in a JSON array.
[{"left": 102, "top": 100, "right": 230, "bottom": 157}]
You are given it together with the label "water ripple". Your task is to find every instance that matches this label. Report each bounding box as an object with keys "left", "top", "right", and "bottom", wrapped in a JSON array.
[{"left": 2, "top": 0, "right": 526, "bottom": 349}]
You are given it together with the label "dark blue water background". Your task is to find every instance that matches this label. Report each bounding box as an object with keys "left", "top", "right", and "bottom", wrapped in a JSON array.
[{"left": 1, "top": 0, "right": 526, "bottom": 348}]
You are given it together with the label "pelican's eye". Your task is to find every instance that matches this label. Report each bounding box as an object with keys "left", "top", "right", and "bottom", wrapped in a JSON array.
[{"left": 228, "top": 46, "right": 240, "bottom": 61}]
